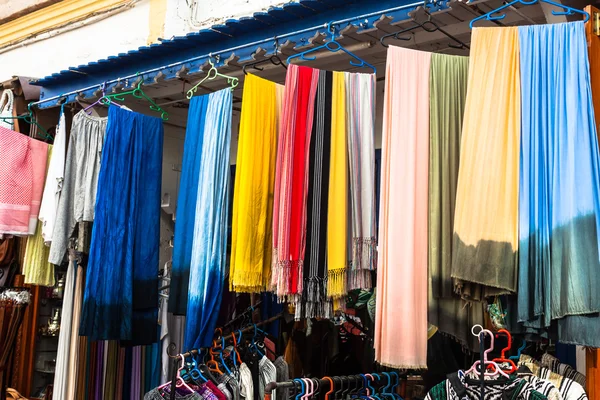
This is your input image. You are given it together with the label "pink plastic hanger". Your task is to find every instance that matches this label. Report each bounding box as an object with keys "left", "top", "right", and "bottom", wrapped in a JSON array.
[
  {"left": 302, "top": 378, "right": 314, "bottom": 400},
  {"left": 157, "top": 355, "right": 195, "bottom": 393},
  {"left": 465, "top": 325, "right": 510, "bottom": 378}
]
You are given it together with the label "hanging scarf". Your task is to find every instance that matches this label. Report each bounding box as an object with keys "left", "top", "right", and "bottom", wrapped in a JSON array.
[
  {"left": 0, "top": 126, "right": 32, "bottom": 235},
  {"left": 295, "top": 70, "right": 333, "bottom": 319},
  {"left": 271, "top": 65, "right": 319, "bottom": 299},
  {"left": 345, "top": 72, "right": 377, "bottom": 291},
  {"left": 517, "top": 21, "right": 600, "bottom": 347},
  {"left": 230, "top": 74, "right": 282, "bottom": 293},
  {"left": 427, "top": 53, "right": 485, "bottom": 352},
  {"left": 326, "top": 71, "right": 348, "bottom": 299},
  {"left": 80, "top": 106, "right": 163, "bottom": 344},
  {"left": 169, "top": 94, "right": 210, "bottom": 315},
  {"left": 184, "top": 89, "right": 233, "bottom": 350},
  {"left": 451, "top": 26, "right": 521, "bottom": 300},
  {"left": 375, "top": 46, "right": 431, "bottom": 369}
]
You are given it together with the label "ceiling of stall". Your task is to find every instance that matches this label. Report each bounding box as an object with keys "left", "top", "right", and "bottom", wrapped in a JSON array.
[{"left": 75, "top": 0, "right": 588, "bottom": 130}]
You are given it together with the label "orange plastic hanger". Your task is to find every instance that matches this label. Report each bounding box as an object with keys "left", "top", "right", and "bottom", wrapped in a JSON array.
[{"left": 323, "top": 377, "right": 334, "bottom": 400}]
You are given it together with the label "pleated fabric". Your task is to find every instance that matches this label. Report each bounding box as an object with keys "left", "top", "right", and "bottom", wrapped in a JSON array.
[
  {"left": 184, "top": 89, "right": 233, "bottom": 350},
  {"left": 345, "top": 72, "right": 377, "bottom": 291},
  {"left": 271, "top": 65, "right": 319, "bottom": 299},
  {"left": 517, "top": 21, "right": 600, "bottom": 346},
  {"left": 375, "top": 46, "right": 430, "bottom": 369},
  {"left": 27, "top": 139, "right": 49, "bottom": 234},
  {"left": 23, "top": 146, "right": 54, "bottom": 286},
  {"left": 296, "top": 70, "right": 333, "bottom": 319},
  {"left": 427, "top": 53, "right": 485, "bottom": 352},
  {"left": 80, "top": 106, "right": 163, "bottom": 344},
  {"left": 52, "top": 259, "right": 76, "bottom": 400},
  {"left": 169, "top": 94, "right": 210, "bottom": 315},
  {"left": 327, "top": 71, "right": 348, "bottom": 299},
  {"left": 230, "top": 74, "right": 282, "bottom": 293},
  {"left": 451, "top": 27, "right": 521, "bottom": 299}
]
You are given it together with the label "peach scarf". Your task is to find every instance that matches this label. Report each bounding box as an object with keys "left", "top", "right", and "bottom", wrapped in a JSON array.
[{"left": 375, "top": 46, "right": 430, "bottom": 369}]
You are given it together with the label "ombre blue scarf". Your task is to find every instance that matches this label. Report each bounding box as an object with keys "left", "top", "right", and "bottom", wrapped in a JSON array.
[
  {"left": 184, "top": 89, "right": 233, "bottom": 350},
  {"left": 517, "top": 21, "right": 600, "bottom": 346},
  {"left": 80, "top": 106, "right": 163, "bottom": 344},
  {"left": 169, "top": 94, "right": 210, "bottom": 315}
]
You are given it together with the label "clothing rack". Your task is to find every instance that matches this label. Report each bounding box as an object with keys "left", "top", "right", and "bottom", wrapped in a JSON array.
[{"left": 168, "top": 312, "right": 284, "bottom": 400}]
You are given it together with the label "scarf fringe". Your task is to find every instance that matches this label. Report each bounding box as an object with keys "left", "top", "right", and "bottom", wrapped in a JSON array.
[
  {"left": 327, "top": 268, "right": 347, "bottom": 299},
  {"left": 347, "top": 269, "right": 372, "bottom": 291}
]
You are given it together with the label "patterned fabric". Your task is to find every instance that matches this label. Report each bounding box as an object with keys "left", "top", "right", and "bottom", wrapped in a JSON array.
[
  {"left": 520, "top": 355, "right": 587, "bottom": 400},
  {"left": 425, "top": 372, "right": 548, "bottom": 400},
  {"left": 258, "top": 355, "right": 277, "bottom": 400},
  {"left": 520, "top": 375, "right": 561, "bottom": 400},
  {"left": 541, "top": 354, "right": 586, "bottom": 388},
  {"left": 0, "top": 126, "right": 32, "bottom": 235},
  {"left": 239, "top": 363, "right": 254, "bottom": 400},
  {"left": 271, "top": 65, "right": 319, "bottom": 299},
  {"left": 273, "top": 356, "right": 289, "bottom": 400},
  {"left": 27, "top": 139, "right": 49, "bottom": 234}
]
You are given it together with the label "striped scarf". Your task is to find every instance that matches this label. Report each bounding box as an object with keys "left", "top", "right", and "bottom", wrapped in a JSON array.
[
  {"left": 271, "top": 65, "right": 319, "bottom": 299},
  {"left": 345, "top": 72, "right": 377, "bottom": 290}
]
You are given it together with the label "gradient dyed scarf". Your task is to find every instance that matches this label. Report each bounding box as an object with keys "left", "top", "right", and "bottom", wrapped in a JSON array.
[
  {"left": 231, "top": 74, "right": 282, "bottom": 293},
  {"left": 184, "top": 89, "right": 233, "bottom": 350},
  {"left": 345, "top": 72, "right": 377, "bottom": 291},
  {"left": 517, "top": 21, "right": 600, "bottom": 347},
  {"left": 169, "top": 94, "right": 210, "bottom": 315},
  {"left": 271, "top": 65, "right": 319, "bottom": 299},
  {"left": 451, "top": 26, "right": 521, "bottom": 300}
]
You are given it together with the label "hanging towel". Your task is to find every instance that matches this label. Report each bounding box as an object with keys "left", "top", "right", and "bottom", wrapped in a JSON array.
[
  {"left": 271, "top": 65, "right": 319, "bottom": 298},
  {"left": 49, "top": 112, "right": 107, "bottom": 265},
  {"left": 24, "top": 145, "right": 54, "bottom": 286},
  {"left": 451, "top": 26, "right": 521, "bottom": 299},
  {"left": 0, "top": 127, "right": 32, "bottom": 235},
  {"left": 230, "top": 74, "right": 282, "bottom": 293},
  {"left": 427, "top": 53, "right": 485, "bottom": 352},
  {"left": 326, "top": 71, "right": 348, "bottom": 299},
  {"left": 375, "top": 46, "right": 430, "bottom": 369},
  {"left": 39, "top": 112, "right": 67, "bottom": 244},
  {"left": 517, "top": 21, "right": 600, "bottom": 347},
  {"left": 169, "top": 94, "right": 210, "bottom": 315},
  {"left": 345, "top": 71, "right": 377, "bottom": 291},
  {"left": 80, "top": 106, "right": 163, "bottom": 344},
  {"left": 295, "top": 70, "right": 333, "bottom": 319},
  {"left": 27, "top": 139, "right": 49, "bottom": 235},
  {"left": 184, "top": 89, "right": 233, "bottom": 350}
]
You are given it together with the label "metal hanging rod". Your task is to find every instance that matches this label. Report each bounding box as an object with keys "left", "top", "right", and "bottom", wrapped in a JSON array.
[{"left": 31, "top": 1, "right": 427, "bottom": 109}]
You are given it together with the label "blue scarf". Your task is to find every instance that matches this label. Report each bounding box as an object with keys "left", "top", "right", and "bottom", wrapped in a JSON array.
[{"left": 184, "top": 89, "right": 233, "bottom": 350}]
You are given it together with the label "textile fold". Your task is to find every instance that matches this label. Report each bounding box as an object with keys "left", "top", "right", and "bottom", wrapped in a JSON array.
[
  {"left": 169, "top": 94, "right": 210, "bottom": 315},
  {"left": 184, "top": 89, "right": 233, "bottom": 350},
  {"left": 230, "top": 74, "right": 282, "bottom": 293},
  {"left": 375, "top": 46, "right": 430, "bottom": 369},
  {"left": 80, "top": 106, "right": 163, "bottom": 344},
  {"left": 451, "top": 26, "right": 521, "bottom": 299}
]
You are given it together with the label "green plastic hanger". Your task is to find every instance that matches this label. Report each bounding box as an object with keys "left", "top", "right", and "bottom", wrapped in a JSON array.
[
  {"left": 100, "top": 76, "right": 169, "bottom": 121},
  {"left": 186, "top": 59, "right": 239, "bottom": 99},
  {"left": 0, "top": 103, "right": 53, "bottom": 141}
]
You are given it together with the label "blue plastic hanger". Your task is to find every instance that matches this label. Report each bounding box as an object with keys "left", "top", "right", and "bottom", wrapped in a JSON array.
[
  {"left": 219, "top": 337, "right": 232, "bottom": 375},
  {"left": 294, "top": 378, "right": 306, "bottom": 400},
  {"left": 470, "top": 0, "right": 589, "bottom": 28},
  {"left": 509, "top": 338, "right": 527, "bottom": 361},
  {"left": 287, "top": 22, "right": 376, "bottom": 73}
]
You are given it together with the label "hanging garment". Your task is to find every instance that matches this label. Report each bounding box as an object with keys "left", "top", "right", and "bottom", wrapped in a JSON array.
[
  {"left": 375, "top": 46, "right": 430, "bottom": 369},
  {"left": 184, "top": 89, "right": 233, "bottom": 350},
  {"left": 239, "top": 363, "right": 254, "bottom": 400},
  {"left": 519, "top": 355, "right": 588, "bottom": 400},
  {"left": 271, "top": 65, "right": 319, "bottom": 299},
  {"left": 23, "top": 146, "right": 54, "bottom": 286},
  {"left": 169, "top": 94, "right": 210, "bottom": 316},
  {"left": 230, "top": 74, "right": 282, "bottom": 293},
  {"left": 296, "top": 70, "right": 333, "bottom": 320},
  {"left": 80, "top": 106, "right": 163, "bottom": 344},
  {"left": 451, "top": 26, "right": 521, "bottom": 299},
  {"left": 427, "top": 53, "right": 484, "bottom": 351},
  {"left": 345, "top": 71, "right": 377, "bottom": 291},
  {"left": 326, "top": 71, "right": 349, "bottom": 299},
  {"left": 273, "top": 356, "right": 289, "bottom": 400},
  {"left": 39, "top": 111, "right": 67, "bottom": 244},
  {"left": 258, "top": 355, "right": 277, "bottom": 400},
  {"left": 517, "top": 21, "right": 600, "bottom": 347},
  {"left": 0, "top": 127, "right": 32, "bottom": 235},
  {"left": 49, "top": 112, "right": 107, "bottom": 265},
  {"left": 52, "top": 260, "right": 77, "bottom": 400},
  {"left": 66, "top": 255, "right": 86, "bottom": 400},
  {"left": 541, "top": 353, "right": 586, "bottom": 387},
  {"left": 27, "top": 139, "right": 49, "bottom": 235}
]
